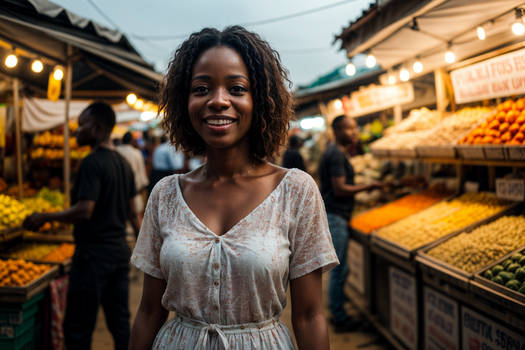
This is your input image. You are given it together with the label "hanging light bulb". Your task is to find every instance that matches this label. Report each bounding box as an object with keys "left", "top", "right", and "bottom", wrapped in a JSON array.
[
  {"left": 53, "top": 66, "right": 64, "bottom": 80},
  {"left": 4, "top": 54, "right": 18, "bottom": 68},
  {"left": 345, "top": 62, "right": 356, "bottom": 76},
  {"left": 31, "top": 59, "right": 44, "bottom": 73},
  {"left": 477, "top": 26, "right": 486, "bottom": 40},
  {"left": 135, "top": 99, "right": 144, "bottom": 110},
  {"left": 366, "top": 54, "right": 376, "bottom": 68},
  {"left": 445, "top": 50, "right": 456, "bottom": 64},
  {"left": 388, "top": 74, "right": 396, "bottom": 85},
  {"left": 413, "top": 61, "right": 423, "bottom": 73},
  {"left": 512, "top": 21, "right": 525, "bottom": 36},
  {"left": 126, "top": 93, "right": 137, "bottom": 105},
  {"left": 333, "top": 99, "right": 343, "bottom": 110},
  {"left": 400, "top": 68, "right": 410, "bottom": 82}
]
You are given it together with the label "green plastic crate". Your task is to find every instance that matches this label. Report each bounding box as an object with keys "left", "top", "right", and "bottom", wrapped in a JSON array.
[
  {"left": 0, "top": 324, "right": 34, "bottom": 350},
  {"left": 0, "top": 292, "right": 44, "bottom": 325}
]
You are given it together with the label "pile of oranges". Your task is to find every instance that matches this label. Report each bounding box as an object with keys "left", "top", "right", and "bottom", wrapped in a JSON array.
[
  {"left": 459, "top": 99, "right": 525, "bottom": 145},
  {"left": 0, "top": 259, "right": 51, "bottom": 287}
]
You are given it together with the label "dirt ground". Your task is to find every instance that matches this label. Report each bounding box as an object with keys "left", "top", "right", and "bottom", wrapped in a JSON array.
[{"left": 91, "top": 269, "right": 391, "bottom": 349}]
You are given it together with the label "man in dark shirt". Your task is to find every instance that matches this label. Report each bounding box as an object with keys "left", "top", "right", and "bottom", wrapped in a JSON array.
[
  {"left": 281, "top": 134, "right": 306, "bottom": 171},
  {"left": 318, "top": 115, "right": 380, "bottom": 332},
  {"left": 24, "top": 102, "right": 140, "bottom": 350}
]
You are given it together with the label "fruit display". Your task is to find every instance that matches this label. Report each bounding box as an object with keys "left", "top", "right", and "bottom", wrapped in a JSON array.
[
  {"left": 41, "top": 243, "right": 75, "bottom": 262},
  {"left": 384, "top": 108, "right": 444, "bottom": 135},
  {"left": 6, "top": 183, "right": 37, "bottom": 198},
  {"left": 370, "top": 129, "right": 431, "bottom": 151},
  {"left": 22, "top": 197, "right": 61, "bottom": 214},
  {"left": 4, "top": 243, "right": 59, "bottom": 260},
  {"left": 32, "top": 126, "right": 90, "bottom": 161},
  {"left": 480, "top": 248, "right": 525, "bottom": 294},
  {"left": 427, "top": 216, "right": 525, "bottom": 273},
  {"left": 350, "top": 153, "right": 383, "bottom": 184},
  {"left": 459, "top": 99, "right": 525, "bottom": 145},
  {"left": 351, "top": 188, "right": 451, "bottom": 233},
  {"left": 374, "top": 193, "right": 513, "bottom": 250},
  {"left": 0, "top": 259, "right": 51, "bottom": 287},
  {"left": 36, "top": 187, "right": 64, "bottom": 209},
  {"left": 0, "top": 195, "right": 31, "bottom": 231}
]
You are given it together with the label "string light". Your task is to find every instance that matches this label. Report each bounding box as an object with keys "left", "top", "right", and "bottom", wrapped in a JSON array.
[
  {"left": 388, "top": 74, "right": 396, "bottom": 85},
  {"left": 126, "top": 93, "right": 137, "bottom": 105},
  {"left": 53, "top": 66, "right": 64, "bottom": 80},
  {"left": 413, "top": 61, "right": 423, "bottom": 73},
  {"left": 5, "top": 54, "right": 18, "bottom": 68},
  {"left": 135, "top": 99, "right": 144, "bottom": 110},
  {"left": 477, "top": 26, "right": 486, "bottom": 40},
  {"left": 345, "top": 62, "right": 356, "bottom": 76},
  {"left": 31, "top": 59, "right": 43, "bottom": 73},
  {"left": 512, "top": 8, "right": 525, "bottom": 36},
  {"left": 365, "top": 54, "right": 376, "bottom": 68},
  {"left": 333, "top": 99, "right": 343, "bottom": 110},
  {"left": 400, "top": 68, "right": 410, "bottom": 82},
  {"left": 445, "top": 50, "right": 456, "bottom": 64}
]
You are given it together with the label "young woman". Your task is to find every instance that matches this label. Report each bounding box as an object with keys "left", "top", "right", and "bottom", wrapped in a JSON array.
[{"left": 129, "top": 26, "right": 338, "bottom": 350}]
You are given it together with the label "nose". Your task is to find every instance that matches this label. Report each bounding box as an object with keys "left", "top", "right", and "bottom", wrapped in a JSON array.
[{"left": 207, "top": 87, "right": 230, "bottom": 110}]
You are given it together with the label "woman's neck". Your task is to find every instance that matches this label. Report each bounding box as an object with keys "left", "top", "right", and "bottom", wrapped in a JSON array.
[{"left": 204, "top": 146, "right": 260, "bottom": 180}]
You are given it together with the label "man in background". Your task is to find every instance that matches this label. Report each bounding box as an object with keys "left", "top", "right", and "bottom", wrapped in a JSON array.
[
  {"left": 148, "top": 135, "right": 186, "bottom": 193},
  {"left": 24, "top": 102, "right": 139, "bottom": 350},
  {"left": 318, "top": 115, "right": 381, "bottom": 333},
  {"left": 281, "top": 134, "right": 306, "bottom": 171}
]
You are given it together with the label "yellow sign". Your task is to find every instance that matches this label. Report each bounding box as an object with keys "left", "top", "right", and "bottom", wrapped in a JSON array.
[{"left": 47, "top": 72, "right": 61, "bottom": 101}]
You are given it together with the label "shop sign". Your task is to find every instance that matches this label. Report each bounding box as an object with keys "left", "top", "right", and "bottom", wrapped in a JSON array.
[
  {"left": 451, "top": 47, "right": 525, "bottom": 104},
  {"left": 424, "top": 287, "right": 459, "bottom": 350},
  {"left": 496, "top": 178, "right": 525, "bottom": 201},
  {"left": 462, "top": 306, "right": 525, "bottom": 350},
  {"left": 348, "top": 239, "right": 365, "bottom": 294},
  {"left": 346, "top": 83, "right": 414, "bottom": 117},
  {"left": 390, "top": 267, "right": 418, "bottom": 350}
]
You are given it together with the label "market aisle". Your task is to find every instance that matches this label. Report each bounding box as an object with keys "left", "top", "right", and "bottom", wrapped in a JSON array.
[{"left": 91, "top": 270, "right": 389, "bottom": 350}]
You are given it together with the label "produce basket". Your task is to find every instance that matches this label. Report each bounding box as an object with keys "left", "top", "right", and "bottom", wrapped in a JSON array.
[
  {"left": 370, "top": 148, "right": 390, "bottom": 158},
  {"left": 473, "top": 247, "right": 525, "bottom": 306},
  {"left": 416, "top": 145, "right": 456, "bottom": 159},
  {"left": 0, "top": 263, "right": 58, "bottom": 302},
  {"left": 483, "top": 145, "right": 507, "bottom": 160},
  {"left": 456, "top": 145, "right": 485, "bottom": 160},
  {"left": 505, "top": 145, "right": 525, "bottom": 161},
  {"left": 0, "top": 229, "right": 23, "bottom": 244}
]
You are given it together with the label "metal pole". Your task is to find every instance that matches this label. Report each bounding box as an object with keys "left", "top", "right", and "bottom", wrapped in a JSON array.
[
  {"left": 64, "top": 45, "right": 72, "bottom": 208},
  {"left": 13, "top": 78, "right": 23, "bottom": 200}
]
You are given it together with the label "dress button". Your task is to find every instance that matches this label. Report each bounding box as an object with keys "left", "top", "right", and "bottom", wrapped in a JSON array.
[
  {"left": 214, "top": 281, "right": 219, "bottom": 287},
  {"left": 240, "top": 325, "right": 245, "bottom": 329},
  {"left": 213, "top": 304, "right": 219, "bottom": 311},
  {"left": 213, "top": 263, "right": 220, "bottom": 270},
  {"left": 215, "top": 238, "right": 220, "bottom": 243}
]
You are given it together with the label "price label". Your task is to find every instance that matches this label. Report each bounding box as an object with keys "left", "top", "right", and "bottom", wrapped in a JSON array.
[
  {"left": 462, "top": 307, "right": 525, "bottom": 350},
  {"left": 348, "top": 240, "right": 365, "bottom": 294},
  {"left": 496, "top": 178, "right": 525, "bottom": 201},
  {"left": 390, "top": 267, "right": 418, "bottom": 350},
  {"left": 424, "top": 287, "right": 459, "bottom": 350}
]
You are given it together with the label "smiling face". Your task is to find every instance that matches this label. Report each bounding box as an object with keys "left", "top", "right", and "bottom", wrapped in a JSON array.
[{"left": 188, "top": 46, "right": 253, "bottom": 153}]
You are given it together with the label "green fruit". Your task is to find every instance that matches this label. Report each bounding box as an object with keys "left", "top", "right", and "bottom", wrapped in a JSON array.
[
  {"left": 503, "top": 259, "right": 513, "bottom": 269},
  {"left": 518, "top": 284, "right": 525, "bottom": 294},
  {"left": 484, "top": 270, "right": 493, "bottom": 279},
  {"left": 499, "top": 271, "right": 514, "bottom": 283},
  {"left": 506, "top": 279, "right": 520, "bottom": 291},
  {"left": 493, "top": 276, "right": 504, "bottom": 285},
  {"left": 508, "top": 263, "right": 520, "bottom": 273},
  {"left": 511, "top": 254, "right": 523, "bottom": 262},
  {"left": 492, "top": 265, "right": 504, "bottom": 274},
  {"left": 520, "top": 256, "right": 525, "bottom": 266},
  {"left": 516, "top": 267, "right": 525, "bottom": 281}
]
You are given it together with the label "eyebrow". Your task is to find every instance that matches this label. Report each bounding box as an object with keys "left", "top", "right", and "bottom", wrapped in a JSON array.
[{"left": 192, "top": 74, "right": 249, "bottom": 81}]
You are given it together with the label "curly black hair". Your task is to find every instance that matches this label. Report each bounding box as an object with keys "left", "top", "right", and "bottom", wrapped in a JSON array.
[{"left": 159, "top": 26, "right": 294, "bottom": 161}]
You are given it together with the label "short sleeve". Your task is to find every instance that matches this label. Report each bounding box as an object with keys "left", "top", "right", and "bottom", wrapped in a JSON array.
[
  {"left": 130, "top": 183, "right": 164, "bottom": 279},
  {"left": 289, "top": 172, "right": 339, "bottom": 279},
  {"left": 328, "top": 150, "right": 345, "bottom": 178},
  {"left": 75, "top": 157, "right": 100, "bottom": 201}
]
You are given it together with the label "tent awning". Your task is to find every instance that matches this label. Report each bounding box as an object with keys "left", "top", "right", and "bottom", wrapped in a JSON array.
[{"left": 336, "top": 0, "right": 525, "bottom": 78}]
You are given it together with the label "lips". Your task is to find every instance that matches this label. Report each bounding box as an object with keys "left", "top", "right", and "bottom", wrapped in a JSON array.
[{"left": 203, "top": 116, "right": 237, "bottom": 129}]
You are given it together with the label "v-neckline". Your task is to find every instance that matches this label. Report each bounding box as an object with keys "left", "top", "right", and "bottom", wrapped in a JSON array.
[{"left": 175, "top": 169, "right": 292, "bottom": 238}]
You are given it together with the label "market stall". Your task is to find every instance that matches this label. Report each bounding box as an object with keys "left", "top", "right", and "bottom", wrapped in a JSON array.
[{"left": 335, "top": 1, "right": 525, "bottom": 349}]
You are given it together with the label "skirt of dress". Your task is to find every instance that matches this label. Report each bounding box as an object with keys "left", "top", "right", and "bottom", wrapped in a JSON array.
[{"left": 152, "top": 316, "right": 295, "bottom": 350}]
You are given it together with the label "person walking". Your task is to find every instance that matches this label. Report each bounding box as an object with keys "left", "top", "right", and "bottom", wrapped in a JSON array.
[
  {"left": 129, "top": 26, "right": 338, "bottom": 350},
  {"left": 318, "top": 115, "right": 381, "bottom": 333},
  {"left": 281, "top": 134, "right": 306, "bottom": 171},
  {"left": 148, "top": 135, "right": 186, "bottom": 193},
  {"left": 117, "top": 132, "right": 149, "bottom": 218},
  {"left": 24, "top": 102, "right": 140, "bottom": 350}
]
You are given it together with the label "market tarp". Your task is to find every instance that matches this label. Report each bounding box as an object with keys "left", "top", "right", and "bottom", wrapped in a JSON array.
[
  {"left": 22, "top": 97, "right": 131, "bottom": 132},
  {"left": 0, "top": 0, "right": 162, "bottom": 101},
  {"left": 336, "top": 0, "right": 525, "bottom": 77}
]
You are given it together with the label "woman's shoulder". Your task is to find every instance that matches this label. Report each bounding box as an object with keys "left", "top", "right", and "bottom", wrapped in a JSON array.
[
  {"left": 150, "top": 174, "right": 180, "bottom": 200},
  {"left": 280, "top": 167, "right": 318, "bottom": 194}
]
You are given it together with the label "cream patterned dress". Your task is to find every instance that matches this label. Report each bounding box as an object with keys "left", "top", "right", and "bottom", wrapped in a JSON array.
[{"left": 131, "top": 168, "right": 338, "bottom": 349}]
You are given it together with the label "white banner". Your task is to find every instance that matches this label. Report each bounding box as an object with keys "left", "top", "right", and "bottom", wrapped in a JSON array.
[
  {"left": 346, "top": 83, "right": 414, "bottom": 117},
  {"left": 451, "top": 47, "right": 525, "bottom": 104},
  {"left": 390, "top": 267, "right": 418, "bottom": 350},
  {"left": 424, "top": 287, "right": 459, "bottom": 350}
]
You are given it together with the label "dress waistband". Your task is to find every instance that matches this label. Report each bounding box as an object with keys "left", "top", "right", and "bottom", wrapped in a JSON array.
[{"left": 172, "top": 315, "right": 280, "bottom": 349}]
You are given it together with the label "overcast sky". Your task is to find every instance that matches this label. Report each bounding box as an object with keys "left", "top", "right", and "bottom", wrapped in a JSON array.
[{"left": 52, "top": 0, "right": 374, "bottom": 88}]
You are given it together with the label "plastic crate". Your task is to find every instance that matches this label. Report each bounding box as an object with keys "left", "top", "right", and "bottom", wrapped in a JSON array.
[
  {"left": 0, "top": 323, "right": 34, "bottom": 350},
  {"left": 0, "top": 292, "right": 44, "bottom": 325}
]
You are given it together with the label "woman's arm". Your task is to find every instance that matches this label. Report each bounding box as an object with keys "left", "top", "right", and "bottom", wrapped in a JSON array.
[
  {"left": 129, "top": 273, "right": 169, "bottom": 350},
  {"left": 290, "top": 268, "right": 329, "bottom": 350}
]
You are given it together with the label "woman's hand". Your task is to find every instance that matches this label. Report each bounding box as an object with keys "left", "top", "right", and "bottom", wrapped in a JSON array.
[
  {"left": 290, "top": 268, "right": 330, "bottom": 350},
  {"left": 129, "top": 273, "right": 169, "bottom": 350}
]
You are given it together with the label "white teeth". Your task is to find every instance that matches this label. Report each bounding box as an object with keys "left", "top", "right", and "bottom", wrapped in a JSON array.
[{"left": 206, "top": 119, "right": 234, "bottom": 126}]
